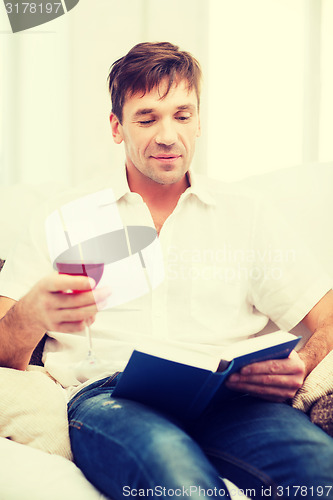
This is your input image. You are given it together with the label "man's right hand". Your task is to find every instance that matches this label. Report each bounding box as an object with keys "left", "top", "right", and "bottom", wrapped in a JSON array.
[
  {"left": 0, "top": 272, "right": 110, "bottom": 370},
  {"left": 22, "top": 271, "right": 109, "bottom": 334}
]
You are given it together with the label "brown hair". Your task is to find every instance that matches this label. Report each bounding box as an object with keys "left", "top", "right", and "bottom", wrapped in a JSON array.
[{"left": 108, "top": 42, "right": 202, "bottom": 123}]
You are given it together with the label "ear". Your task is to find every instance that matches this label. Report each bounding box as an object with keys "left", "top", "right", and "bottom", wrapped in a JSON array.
[{"left": 110, "top": 113, "right": 124, "bottom": 144}]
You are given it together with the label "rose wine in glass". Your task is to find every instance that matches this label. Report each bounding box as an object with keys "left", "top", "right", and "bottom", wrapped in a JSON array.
[
  {"left": 56, "top": 261, "right": 105, "bottom": 382},
  {"left": 56, "top": 262, "right": 104, "bottom": 288}
]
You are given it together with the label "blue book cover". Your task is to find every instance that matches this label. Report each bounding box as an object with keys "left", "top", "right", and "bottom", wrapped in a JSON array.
[{"left": 112, "top": 332, "right": 301, "bottom": 419}]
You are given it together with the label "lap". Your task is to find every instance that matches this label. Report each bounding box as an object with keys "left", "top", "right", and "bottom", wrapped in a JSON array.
[
  {"left": 68, "top": 378, "right": 229, "bottom": 499},
  {"left": 188, "top": 395, "right": 333, "bottom": 497},
  {"left": 68, "top": 379, "right": 333, "bottom": 499}
]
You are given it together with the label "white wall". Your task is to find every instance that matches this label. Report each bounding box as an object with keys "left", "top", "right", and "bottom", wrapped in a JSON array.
[
  {"left": 0, "top": 0, "right": 332, "bottom": 186},
  {"left": 0, "top": 9, "right": 72, "bottom": 185},
  {"left": 0, "top": 0, "right": 209, "bottom": 186},
  {"left": 67, "top": 0, "right": 209, "bottom": 183}
]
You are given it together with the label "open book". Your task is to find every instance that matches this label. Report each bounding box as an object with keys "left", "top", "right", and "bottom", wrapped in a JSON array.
[{"left": 112, "top": 331, "right": 301, "bottom": 419}]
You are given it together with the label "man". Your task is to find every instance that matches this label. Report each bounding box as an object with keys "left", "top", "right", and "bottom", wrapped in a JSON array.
[{"left": 0, "top": 42, "right": 333, "bottom": 499}]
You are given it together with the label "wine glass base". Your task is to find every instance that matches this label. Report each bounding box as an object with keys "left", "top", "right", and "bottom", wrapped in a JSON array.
[{"left": 74, "top": 352, "right": 104, "bottom": 383}]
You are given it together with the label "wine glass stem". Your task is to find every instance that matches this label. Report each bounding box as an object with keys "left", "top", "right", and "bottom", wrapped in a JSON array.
[{"left": 85, "top": 322, "right": 93, "bottom": 355}]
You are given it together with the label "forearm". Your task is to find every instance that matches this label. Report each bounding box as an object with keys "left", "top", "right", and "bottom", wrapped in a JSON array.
[
  {"left": 299, "top": 290, "right": 333, "bottom": 377},
  {"left": 0, "top": 298, "right": 46, "bottom": 370},
  {"left": 0, "top": 272, "right": 110, "bottom": 370},
  {"left": 298, "top": 322, "right": 333, "bottom": 377}
]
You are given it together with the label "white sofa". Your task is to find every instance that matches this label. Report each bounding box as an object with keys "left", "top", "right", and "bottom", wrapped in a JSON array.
[
  {"left": 0, "top": 163, "right": 332, "bottom": 499},
  {"left": 0, "top": 185, "right": 108, "bottom": 499}
]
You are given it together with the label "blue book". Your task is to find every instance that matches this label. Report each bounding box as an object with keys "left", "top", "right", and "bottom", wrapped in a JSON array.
[{"left": 112, "top": 331, "right": 301, "bottom": 419}]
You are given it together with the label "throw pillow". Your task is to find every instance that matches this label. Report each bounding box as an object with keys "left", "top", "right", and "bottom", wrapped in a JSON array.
[
  {"left": 0, "top": 366, "right": 73, "bottom": 461},
  {"left": 310, "top": 394, "right": 333, "bottom": 437},
  {"left": 292, "top": 350, "right": 333, "bottom": 436}
]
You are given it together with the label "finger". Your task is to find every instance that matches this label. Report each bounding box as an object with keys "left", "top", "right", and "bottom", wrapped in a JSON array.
[
  {"left": 228, "top": 372, "right": 303, "bottom": 390},
  {"left": 56, "top": 303, "right": 100, "bottom": 323},
  {"left": 44, "top": 272, "right": 95, "bottom": 293},
  {"left": 91, "top": 286, "right": 112, "bottom": 307},
  {"left": 86, "top": 316, "right": 95, "bottom": 327},
  {"left": 53, "top": 320, "right": 87, "bottom": 333},
  {"left": 47, "top": 310, "right": 97, "bottom": 333},
  {"left": 52, "top": 287, "right": 110, "bottom": 309},
  {"left": 225, "top": 378, "right": 299, "bottom": 401},
  {"left": 240, "top": 357, "right": 304, "bottom": 376}
]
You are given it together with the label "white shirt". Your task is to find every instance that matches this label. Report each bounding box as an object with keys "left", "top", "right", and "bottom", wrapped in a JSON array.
[{"left": 0, "top": 166, "right": 331, "bottom": 397}]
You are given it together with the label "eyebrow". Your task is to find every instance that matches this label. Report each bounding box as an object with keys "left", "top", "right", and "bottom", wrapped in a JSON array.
[
  {"left": 133, "top": 104, "right": 197, "bottom": 119},
  {"left": 176, "top": 104, "right": 196, "bottom": 112},
  {"left": 133, "top": 108, "right": 154, "bottom": 119}
]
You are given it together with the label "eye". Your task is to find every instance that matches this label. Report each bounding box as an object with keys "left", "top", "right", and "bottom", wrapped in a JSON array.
[
  {"left": 138, "top": 119, "right": 155, "bottom": 126},
  {"left": 176, "top": 113, "right": 191, "bottom": 122}
]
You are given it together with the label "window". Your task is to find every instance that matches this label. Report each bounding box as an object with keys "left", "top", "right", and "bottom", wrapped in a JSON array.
[
  {"left": 206, "top": 0, "right": 332, "bottom": 181},
  {"left": 319, "top": 0, "right": 333, "bottom": 162}
]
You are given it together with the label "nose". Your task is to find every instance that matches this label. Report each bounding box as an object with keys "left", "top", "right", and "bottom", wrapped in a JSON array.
[{"left": 155, "top": 120, "right": 177, "bottom": 146}]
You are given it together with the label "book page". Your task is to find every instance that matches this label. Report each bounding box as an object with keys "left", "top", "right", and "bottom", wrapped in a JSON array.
[
  {"left": 134, "top": 339, "right": 222, "bottom": 372},
  {"left": 219, "top": 330, "right": 299, "bottom": 362}
]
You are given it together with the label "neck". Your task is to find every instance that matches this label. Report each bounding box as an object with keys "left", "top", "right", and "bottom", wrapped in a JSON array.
[
  {"left": 126, "top": 166, "right": 190, "bottom": 207},
  {"left": 126, "top": 165, "right": 190, "bottom": 234}
]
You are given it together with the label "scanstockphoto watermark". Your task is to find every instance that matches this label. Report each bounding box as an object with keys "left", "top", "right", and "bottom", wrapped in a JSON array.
[
  {"left": 167, "top": 245, "right": 297, "bottom": 283},
  {"left": 122, "top": 485, "right": 231, "bottom": 497},
  {"left": 123, "top": 485, "right": 333, "bottom": 498}
]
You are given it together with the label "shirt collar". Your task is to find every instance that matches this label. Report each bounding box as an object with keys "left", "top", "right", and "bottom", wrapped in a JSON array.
[
  {"left": 185, "top": 170, "right": 217, "bottom": 206},
  {"left": 108, "top": 165, "right": 216, "bottom": 206},
  {"left": 107, "top": 165, "right": 131, "bottom": 201}
]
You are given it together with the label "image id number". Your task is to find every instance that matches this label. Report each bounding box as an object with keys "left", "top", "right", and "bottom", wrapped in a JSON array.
[
  {"left": 277, "top": 485, "right": 333, "bottom": 497},
  {"left": 5, "top": 2, "right": 62, "bottom": 14}
]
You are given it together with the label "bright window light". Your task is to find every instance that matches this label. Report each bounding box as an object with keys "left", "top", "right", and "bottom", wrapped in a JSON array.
[
  {"left": 206, "top": 0, "right": 304, "bottom": 181},
  {"left": 319, "top": 0, "right": 333, "bottom": 162}
]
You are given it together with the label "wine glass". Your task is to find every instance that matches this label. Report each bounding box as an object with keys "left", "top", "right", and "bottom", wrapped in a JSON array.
[
  {"left": 56, "top": 258, "right": 105, "bottom": 382},
  {"left": 45, "top": 188, "right": 165, "bottom": 384}
]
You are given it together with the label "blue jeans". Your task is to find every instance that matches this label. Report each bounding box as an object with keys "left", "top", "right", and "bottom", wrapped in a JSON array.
[{"left": 68, "top": 375, "right": 333, "bottom": 500}]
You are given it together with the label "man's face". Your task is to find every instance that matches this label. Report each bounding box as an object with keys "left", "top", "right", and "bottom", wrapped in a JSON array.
[{"left": 110, "top": 79, "right": 201, "bottom": 186}]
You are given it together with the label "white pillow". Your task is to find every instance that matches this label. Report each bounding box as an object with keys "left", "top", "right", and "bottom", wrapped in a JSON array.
[
  {"left": 0, "top": 437, "right": 107, "bottom": 500},
  {"left": 0, "top": 366, "right": 72, "bottom": 460}
]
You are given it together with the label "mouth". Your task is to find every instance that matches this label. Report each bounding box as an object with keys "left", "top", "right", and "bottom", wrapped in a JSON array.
[{"left": 151, "top": 155, "right": 181, "bottom": 163}]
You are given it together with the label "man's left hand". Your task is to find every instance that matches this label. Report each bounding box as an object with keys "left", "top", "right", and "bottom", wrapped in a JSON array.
[{"left": 225, "top": 350, "right": 306, "bottom": 403}]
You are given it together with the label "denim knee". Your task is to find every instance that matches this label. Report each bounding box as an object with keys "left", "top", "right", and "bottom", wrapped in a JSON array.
[{"left": 68, "top": 390, "right": 230, "bottom": 500}]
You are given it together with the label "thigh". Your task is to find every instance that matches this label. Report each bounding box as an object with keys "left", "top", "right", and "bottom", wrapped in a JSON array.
[
  {"left": 68, "top": 387, "right": 230, "bottom": 500},
  {"left": 188, "top": 396, "right": 333, "bottom": 499}
]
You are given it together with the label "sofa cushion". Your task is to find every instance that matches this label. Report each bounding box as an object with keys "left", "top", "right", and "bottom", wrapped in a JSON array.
[
  {"left": 0, "top": 366, "right": 72, "bottom": 460},
  {"left": 0, "top": 437, "right": 107, "bottom": 500},
  {"left": 310, "top": 395, "right": 333, "bottom": 437}
]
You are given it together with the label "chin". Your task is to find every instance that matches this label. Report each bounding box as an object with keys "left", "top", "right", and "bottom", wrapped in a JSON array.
[
  {"left": 155, "top": 166, "right": 188, "bottom": 184},
  {"left": 153, "top": 173, "right": 183, "bottom": 185}
]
